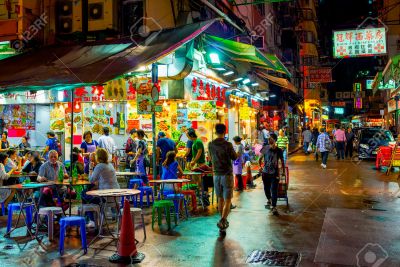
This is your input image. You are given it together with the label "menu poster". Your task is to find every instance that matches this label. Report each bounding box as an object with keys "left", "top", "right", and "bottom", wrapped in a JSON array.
[
  {"left": 127, "top": 120, "right": 140, "bottom": 131},
  {"left": 137, "top": 83, "right": 154, "bottom": 114},
  {"left": 50, "top": 105, "right": 65, "bottom": 131},
  {"left": 83, "top": 103, "right": 111, "bottom": 134},
  {"left": 177, "top": 108, "right": 191, "bottom": 131},
  {"left": 156, "top": 119, "right": 171, "bottom": 135},
  {"left": 239, "top": 106, "right": 250, "bottom": 119},
  {"left": 2, "top": 104, "right": 36, "bottom": 130},
  {"left": 141, "top": 120, "right": 153, "bottom": 131},
  {"left": 187, "top": 100, "right": 217, "bottom": 121},
  {"left": 104, "top": 78, "right": 127, "bottom": 100}
]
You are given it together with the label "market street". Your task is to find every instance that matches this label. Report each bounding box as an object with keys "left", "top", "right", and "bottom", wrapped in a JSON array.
[{"left": 0, "top": 151, "right": 396, "bottom": 267}]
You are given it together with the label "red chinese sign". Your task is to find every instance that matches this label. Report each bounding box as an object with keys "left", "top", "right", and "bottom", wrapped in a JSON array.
[
  {"left": 190, "top": 77, "right": 226, "bottom": 103},
  {"left": 331, "top": 101, "right": 346, "bottom": 107},
  {"left": 309, "top": 68, "right": 332, "bottom": 83},
  {"left": 333, "top": 27, "right": 387, "bottom": 58}
]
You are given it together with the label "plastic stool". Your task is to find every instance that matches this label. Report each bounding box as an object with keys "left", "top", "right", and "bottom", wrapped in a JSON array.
[
  {"left": 165, "top": 194, "right": 189, "bottom": 223},
  {"left": 136, "top": 186, "right": 154, "bottom": 207},
  {"left": 128, "top": 179, "right": 143, "bottom": 189},
  {"left": 119, "top": 207, "right": 147, "bottom": 242},
  {"left": 77, "top": 204, "right": 100, "bottom": 229},
  {"left": 182, "top": 184, "right": 199, "bottom": 191},
  {"left": 59, "top": 216, "right": 87, "bottom": 255},
  {"left": 36, "top": 207, "right": 63, "bottom": 241},
  {"left": 7, "top": 203, "right": 33, "bottom": 233},
  {"left": 151, "top": 200, "right": 175, "bottom": 230},
  {"left": 181, "top": 190, "right": 197, "bottom": 211}
]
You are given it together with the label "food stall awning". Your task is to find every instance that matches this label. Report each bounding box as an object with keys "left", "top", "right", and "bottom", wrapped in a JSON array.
[
  {"left": 264, "top": 53, "right": 291, "bottom": 77},
  {"left": 0, "top": 19, "right": 219, "bottom": 91},
  {"left": 204, "top": 35, "right": 277, "bottom": 71},
  {"left": 255, "top": 71, "right": 298, "bottom": 94}
]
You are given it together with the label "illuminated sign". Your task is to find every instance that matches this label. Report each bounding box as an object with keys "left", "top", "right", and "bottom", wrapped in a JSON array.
[
  {"left": 334, "top": 107, "right": 344, "bottom": 114},
  {"left": 378, "top": 79, "right": 396, "bottom": 90},
  {"left": 331, "top": 101, "right": 346, "bottom": 107},
  {"left": 333, "top": 27, "right": 387, "bottom": 58},
  {"left": 366, "top": 79, "right": 373, "bottom": 90}
]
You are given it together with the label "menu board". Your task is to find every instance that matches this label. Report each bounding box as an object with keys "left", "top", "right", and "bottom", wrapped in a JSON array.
[
  {"left": 104, "top": 78, "right": 127, "bottom": 100},
  {"left": 137, "top": 83, "right": 154, "bottom": 114},
  {"left": 239, "top": 106, "right": 250, "bottom": 119},
  {"left": 187, "top": 100, "right": 217, "bottom": 121},
  {"left": 83, "top": 103, "right": 111, "bottom": 134},
  {"left": 0, "top": 104, "right": 35, "bottom": 130},
  {"left": 177, "top": 108, "right": 191, "bottom": 131},
  {"left": 50, "top": 105, "right": 65, "bottom": 131}
]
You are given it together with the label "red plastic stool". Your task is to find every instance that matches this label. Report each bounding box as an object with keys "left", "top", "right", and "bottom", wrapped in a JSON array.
[
  {"left": 234, "top": 175, "right": 247, "bottom": 189},
  {"left": 181, "top": 190, "right": 197, "bottom": 211}
]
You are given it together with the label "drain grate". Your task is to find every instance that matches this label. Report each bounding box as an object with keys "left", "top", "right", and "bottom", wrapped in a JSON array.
[{"left": 246, "top": 250, "right": 300, "bottom": 266}]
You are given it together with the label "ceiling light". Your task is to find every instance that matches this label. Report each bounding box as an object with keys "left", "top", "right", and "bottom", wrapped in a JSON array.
[
  {"left": 233, "top": 77, "right": 243, "bottom": 82},
  {"left": 213, "top": 67, "right": 226, "bottom": 71},
  {"left": 242, "top": 78, "right": 250, "bottom": 84},
  {"left": 270, "top": 94, "right": 277, "bottom": 98},
  {"left": 223, "top": 71, "right": 234, "bottom": 76},
  {"left": 209, "top": 53, "right": 220, "bottom": 64},
  {"left": 92, "top": 103, "right": 96, "bottom": 109},
  {"left": 163, "top": 101, "right": 168, "bottom": 107},
  {"left": 135, "top": 66, "right": 146, "bottom": 72},
  {"left": 251, "top": 83, "right": 259, "bottom": 86}
]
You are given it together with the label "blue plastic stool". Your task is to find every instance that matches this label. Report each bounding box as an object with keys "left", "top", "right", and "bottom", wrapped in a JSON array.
[
  {"left": 165, "top": 194, "right": 189, "bottom": 223},
  {"left": 7, "top": 203, "right": 33, "bottom": 233},
  {"left": 136, "top": 186, "right": 154, "bottom": 207},
  {"left": 59, "top": 216, "right": 87, "bottom": 255},
  {"left": 128, "top": 179, "right": 143, "bottom": 189}
]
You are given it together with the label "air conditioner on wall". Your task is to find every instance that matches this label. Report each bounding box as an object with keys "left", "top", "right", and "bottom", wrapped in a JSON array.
[
  {"left": 88, "top": 0, "right": 117, "bottom": 31},
  {"left": 56, "top": 0, "right": 82, "bottom": 34}
]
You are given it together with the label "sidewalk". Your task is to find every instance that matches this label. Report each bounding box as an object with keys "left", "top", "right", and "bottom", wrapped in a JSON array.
[{"left": 289, "top": 142, "right": 302, "bottom": 155}]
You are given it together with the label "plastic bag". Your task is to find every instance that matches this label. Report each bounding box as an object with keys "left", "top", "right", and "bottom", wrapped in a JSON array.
[{"left": 307, "top": 143, "right": 313, "bottom": 152}]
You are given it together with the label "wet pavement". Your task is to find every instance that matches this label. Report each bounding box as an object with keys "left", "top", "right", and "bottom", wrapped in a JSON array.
[{"left": 1, "top": 151, "right": 400, "bottom": 267}]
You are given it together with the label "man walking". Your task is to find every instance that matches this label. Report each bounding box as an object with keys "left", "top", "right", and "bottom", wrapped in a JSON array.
[
  {"left": 302, "top": 127, "right": 312, "bottom": 154},
  {"left": 98, "top": 127, "right": 117, "bottom": 163},
  {"left": 345, "top": 128, "right": 355, "bottom": 159},
  {"left": 259, "top": 134, "right": 285, "bottom": 215},
  {"left": 317, "top": 128, "right": 331, "bottom": 169},
  {"left": 334, "top": 125, "right": 346, "bottom": 160},
  {"left": 208, "top": 124, "right": 237, "bottom": 235}
]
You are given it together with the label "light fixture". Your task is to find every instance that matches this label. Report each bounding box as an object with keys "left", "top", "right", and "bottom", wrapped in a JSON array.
[
  {"left": 75, "top": 103, "right": 80, "bottom": 109},
  {"left": 223, "top": 71, "right": 234, "bottom": 76},
  {"left": 126, "top": 102, "right": 131, "bottom": 108},
  {"left": 178, "top": 102, "right": 184, "bottom": 108},
  {"left": 270, "top": 94, "right": 277, "bottom": 98},
  {"left": 209, "top": 53, "right": 220, "bottom": 64},
  {"left": 108, "top": 103, "right": 113, "bottom": 108},
  {"left": 213, "top": 67, "right": 226, "bottom": 71},
  {"left": 222, "top": 104, "right": 226, "bottom": 108},
  {"left": 251, "top": 83, "right": 259, "bottom": 86},
  {"left": 242, "top": 78, "right": 250, "bottom": 85},
  {"left": 135, "top": 66, "right": 146, "bottom": 72},
  {"left": 92, "top": 103, "right": 96, "bottom": 109},
  {"left": 163, "top": 101, "right": 168, "bottom": 107},
  {"left": 233, "top": 77, "right": 243, "bottom": 82},
  {"left": 57, "top": 91, "right": 64, "bottom": 101},
  {"left": 94, "top": 88, "right": 99, "bottom": 95}
]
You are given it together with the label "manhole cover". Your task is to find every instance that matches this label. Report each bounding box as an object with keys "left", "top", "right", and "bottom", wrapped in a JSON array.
[{"left": 246, "top": 250, "right": 300, "bottom": 266}]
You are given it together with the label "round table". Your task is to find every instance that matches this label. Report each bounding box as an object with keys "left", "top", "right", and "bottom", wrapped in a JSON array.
[
  {"left": 116, "top": 172, "right": 143, "bottom": 187},
  {"left": 182, "top": 171, "right": 213, "bottom": 209},
  {"left": 149, "top": 179, "right": 190, "bottom": 198},
  {"left": 85, "top": 189, "right": 141, "bottom": 248}
]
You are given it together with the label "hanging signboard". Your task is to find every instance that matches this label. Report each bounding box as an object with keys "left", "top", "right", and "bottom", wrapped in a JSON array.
[
  {"left": 137, "top": 83, "right": 154, "bottom": 114},
  {"left": 104, "top": 78, "right": 127, "bottom": 100},
  {"left": 309, "top": 68, "right": 332, "bottom": 83},
  {"left": 187, "top": 100, "right": 217, "bottom": 121},
  {"left": 333, "top": 27, "right": 387, "bottom": 58}
]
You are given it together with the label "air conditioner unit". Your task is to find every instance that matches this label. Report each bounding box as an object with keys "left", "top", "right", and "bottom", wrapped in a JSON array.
[
  {"left": 56, "top": 0, "right": 82, "bottom": 34},
  {"left": 88, "top": 0, "right": 117, "bottom": 31}
]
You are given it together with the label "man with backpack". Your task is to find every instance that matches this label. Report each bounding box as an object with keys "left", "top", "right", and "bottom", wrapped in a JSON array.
[
  {"left": 44, "top": 131, "right": 62, "bottom": 160},
  {"left": 316, "top": 127, "right": 331, "bottom": 169},
  {"left": 258, "top": 133, "right": 285, "bottom": 216}
]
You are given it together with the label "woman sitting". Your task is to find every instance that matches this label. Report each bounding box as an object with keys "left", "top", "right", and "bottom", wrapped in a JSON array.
[
  {"left": 22, "top": 155, "right": 42, "bottom": 182},
  {"left": 161, "top": 151, "right": 183, "bottom": 196},
  {"left": 0, "top": 153, "right": 16, "bottom": 209},
  {"left": 18, "top": 136, "right": 31, "bottom": 156},
  {"left": 5, "top": 149, "right": 21, "bottom": 176}
]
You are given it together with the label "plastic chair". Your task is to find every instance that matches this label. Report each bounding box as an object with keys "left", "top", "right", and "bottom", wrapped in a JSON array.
[
  {"left": 165, "top": 193, "right": 189, "bottom": 223},
  {"left": 136, "top": 186, "right": 154, "bottom": 208},
  {"left": 59, "top": 216, "right": 87, "bottom": 255},
  {"left": 77, "top": 204, "right": 101, "bottom": 229},
  {"left": 7, "top": 203, "right": 33, "bottom": 233},
  {"left": 181, "top": 190, "right": 197, "bottom": 211},
  {"left": 128, "top": 179, "right": 143, "bottom": 189},
  {"left": 36, "top": 207, "right": 63, "bottom": 241},
  {"left": 119, "top": 207, "right": 147, "bottom": 242},
  {"left": 151, "top": 200, "right": 175, "bottom": 230}
]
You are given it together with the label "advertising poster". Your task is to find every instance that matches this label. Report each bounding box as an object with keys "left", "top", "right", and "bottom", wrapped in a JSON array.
[
  {"left": 1, "top": 104, "right": 36, "bottom": 130},
  {"left": 137, "top": 83, "right": 154, "bottom": 114},
  {"left": 187, "top": 100, "right": 217, "bottom": 121}
]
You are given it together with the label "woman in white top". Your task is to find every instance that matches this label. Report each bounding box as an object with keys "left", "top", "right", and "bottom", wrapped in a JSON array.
[{"left": 0, "top": 153, "right": 16, "bottom": 208}]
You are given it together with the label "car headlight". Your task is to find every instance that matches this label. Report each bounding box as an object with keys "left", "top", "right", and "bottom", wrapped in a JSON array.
[{"left": 360, "top": 144, "right": 369, "bottom": 149}]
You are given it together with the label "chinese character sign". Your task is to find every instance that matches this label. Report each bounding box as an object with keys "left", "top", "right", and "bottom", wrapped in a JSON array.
[
  {"left": 333, "top": 27, "right": 386, "bottom": 58},
  {"left": 309, "top": 68, "right": 332, "bottom": 83}
]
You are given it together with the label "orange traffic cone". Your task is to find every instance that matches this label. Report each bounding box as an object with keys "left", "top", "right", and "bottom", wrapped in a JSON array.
[{"left": 109, "top": 198, "right": 145, "bottom": 264}]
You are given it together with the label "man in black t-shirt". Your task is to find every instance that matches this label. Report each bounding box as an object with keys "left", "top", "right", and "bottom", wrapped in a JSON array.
[{"left": 259, "top": 133, "right": 285, "bottom": 215}]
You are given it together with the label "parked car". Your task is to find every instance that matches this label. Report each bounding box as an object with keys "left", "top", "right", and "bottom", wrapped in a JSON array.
[{"left": 358, "top": 128, "right": 395, "bottom": 159}]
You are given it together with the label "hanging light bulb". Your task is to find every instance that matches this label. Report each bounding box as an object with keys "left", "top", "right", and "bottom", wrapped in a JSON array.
[
  {"left": 163, "top": 101, "right": 168, "bottom": 107},
  {"left": 75, "top": 103, "right": 80, "bottom": 109},
  {"left": 126, "top": 102, "right": 131, "bottom": 108},
  {"left": 92, "top": 103, "right": 96, "bottom": 109},
  {"left": 64, "top": 103, "right": 68, "bottom": 109},
  {"left": 222, "top": 104, "right": 226, "bottom": 108},
  {"left": 108, "top": 103, "right": 113, "bottom": 109},
  {"left": 178, "top": 102, "right": 184, "bottom": 108},
  {"left": 94, "top": 88, "right": 99, "bottom": 95}
]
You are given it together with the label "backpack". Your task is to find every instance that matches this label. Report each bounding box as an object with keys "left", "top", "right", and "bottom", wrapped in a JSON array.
[
  {"left": 264, "top": 147, "right": 279, "bottom": 175},
  {"left": 324, "top": 135, "right": 332, "bottom": 151}
]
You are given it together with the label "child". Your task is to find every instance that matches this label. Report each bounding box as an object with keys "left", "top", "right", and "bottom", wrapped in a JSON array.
[
  {"left": 162, "top": 151, "right": 184, "bottom": 195},
  {"left": 232, "top": 136, "right": 244, "bottom": 191},
  {"left": 244, "top": 146, "right": 256, "bottom": 188}
]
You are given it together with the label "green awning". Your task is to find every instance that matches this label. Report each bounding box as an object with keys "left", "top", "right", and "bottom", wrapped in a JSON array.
[
  {"left": 265, "top": 53, "right": 291, "bottom": 76},
  {"left": 205, "top": 35, "right": 276, "bottom": 70}
]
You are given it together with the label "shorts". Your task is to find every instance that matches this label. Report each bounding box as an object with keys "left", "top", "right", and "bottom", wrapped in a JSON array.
[{"left": 213, "top": 175, "right": 234, "bottom": 199}]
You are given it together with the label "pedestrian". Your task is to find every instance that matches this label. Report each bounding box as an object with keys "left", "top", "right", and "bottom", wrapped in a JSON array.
[
  {"left": 334, "top": 125, "right": 346, "bottom": 160},
  {"left": 276, "top": 129, "right": 289, "bottom": 165},
  {"left": 312, "top": 128, "right": 319, "bottom": 161},
  {"left": 125, "top": 129, "right": 138, "bottom": 172},
  {"left": 98, "top": 127, "right": 117, "bottom": 163},
  {"left": 43, "top": 131, "right": 61, "bottom": 160},
  {"left": 258, "top": 134, "right": 285, "bottom": 215},
  {"left": 316, "top": 128, "right": 332, "bottom": 169},
  {"left": 259, "top": 124, "right": 270, "bottom": 145},
  {"left": 156, "top": 132, "right": 177, "bottom": 177},
  {"left": 302, "top": 127, "right": 312, "bottom": 154},
  {"left": 80, "top": 131, "right": 99, "bottom": 174},
  {"left": 232, "top": 136, "right": 244, "bottom": 191},
  {"left": 345, "top": 127, "right": 355, "bottom": 159},
  {"left": 0, "top": 131, "right": 9, "bottom": 152},
  {"left": 243, "top": 145, "right": 256, "bottom": 188},
  {"left": 208, "top": 123, "right": 238, "bottom": 235},
  {"left": 132, "top": 129, "right": 149, "bottom": 184}
]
